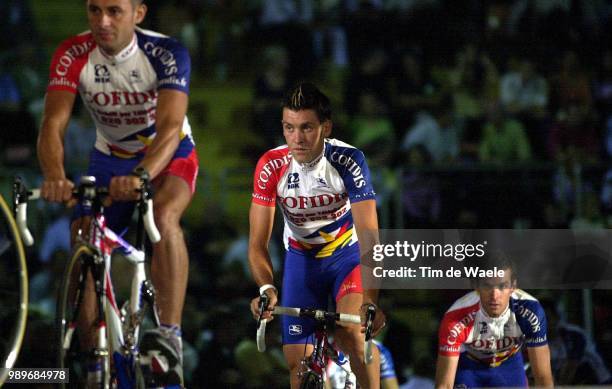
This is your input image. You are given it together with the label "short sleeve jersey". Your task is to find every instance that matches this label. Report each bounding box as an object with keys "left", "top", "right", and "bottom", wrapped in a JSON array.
[
  {"left": 252, "top": 139, "right": 376, "bottom": 253},
  {"left": 438, "top": 289, "right": 548, "bottom": 367},
  {"left": 47, "top": 28, "right": 194, "bottom": 159}
]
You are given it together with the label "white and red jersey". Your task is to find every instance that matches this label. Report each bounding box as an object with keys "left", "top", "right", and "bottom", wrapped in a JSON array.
[
  {"left": 438, "top": 289, "right": 548, "bottom": 367},
  {"left": 252, "top": 139, "right": 376, "bottom": 257},
  {"left": 47, "top": 28, "right": 194, "bottom": 159}
]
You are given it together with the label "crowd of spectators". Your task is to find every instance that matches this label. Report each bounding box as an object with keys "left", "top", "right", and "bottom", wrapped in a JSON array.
[{"left": 2, "top": 1, "right": 612, "bottom": 387}]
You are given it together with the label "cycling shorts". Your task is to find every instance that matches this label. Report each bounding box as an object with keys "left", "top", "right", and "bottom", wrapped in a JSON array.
[
  {"left": 454, "top": 351, "right": 527, "bottom": 388},
  {"left": 281, "top": 243, "right": 362, "bottom": 345},
  {"left": 73, "top": 140, "right": 198, "bottom": 233}
]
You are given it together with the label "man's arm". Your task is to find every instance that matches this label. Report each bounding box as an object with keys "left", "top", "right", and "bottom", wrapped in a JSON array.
[
  {"left": 138, "top": 89, "right": 188, "bottom": 178},
  {"left": 351, "top": 199, "right": 380, "bottom": 305},
  {"left": 527, "top": 345, "right": 554, "bottom": 387},
  {"left": 37, "top": 90, "right": 76, "bottom": 202},
  {"left": 352, "top": 199, "right": 388, "bottom": 335},
  {"left": 110, "top": 89, "right": 187, "bottom": 200},
  {"left": 434, "top": 355, "right": 459, "bottom": 389},
  {"left": 248, "top": 203, "right": 278, "bottom": 319}
]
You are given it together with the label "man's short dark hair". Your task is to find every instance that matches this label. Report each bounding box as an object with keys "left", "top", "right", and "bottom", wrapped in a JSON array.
[
  {"left": 282, "top": 82, "right": 332, "bottom": 123},
  {"left": 475, "top": 250, "right": 517, "bottom": 284}
]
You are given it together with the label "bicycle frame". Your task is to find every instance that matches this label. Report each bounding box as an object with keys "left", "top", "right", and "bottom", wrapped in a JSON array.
[
  {"left": 83, "top": 211, "right": 149, "bottom": 362},
  {"left": 14, "top": 176, "right": 160, "bottom": 388}
]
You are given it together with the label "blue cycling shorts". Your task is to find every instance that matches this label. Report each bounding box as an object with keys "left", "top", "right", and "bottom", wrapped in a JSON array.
[
  {"left": 281, "top": 243, "right": 362, "bottom": 345},
  {"left": 73, "top": 141, "right": 198, "bottom": 233},
  {"left": 73, "top": 149, "right": 140, "bottom": 234},
  {"left": 454, "top": 351, "right": 527, "bottom": 388}
]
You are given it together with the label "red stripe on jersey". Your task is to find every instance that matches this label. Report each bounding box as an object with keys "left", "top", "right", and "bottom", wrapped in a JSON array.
[
  {"left": 438, "top": 302, "right": 479, "bottom": 356},
  {"left": 252, "top": 147, "right": 291, "bottom": 207},
  {"left": 47, "top": 33, "right": 96, "bottom": 93}
]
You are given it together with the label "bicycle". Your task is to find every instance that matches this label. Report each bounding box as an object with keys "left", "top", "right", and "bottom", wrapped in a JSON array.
[
  {"left": 255, "top": 294, "right": 376, "bottom": 389},
  {"left": 0, "top": 187, "right": 28, "bottom": 386},
  {"left": 14, "top": 174, "right": 162, "bottom": 389}
]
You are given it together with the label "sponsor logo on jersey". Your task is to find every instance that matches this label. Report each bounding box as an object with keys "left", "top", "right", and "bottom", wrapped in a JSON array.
[
  {"left": 129, "top": 69, "right": 142, "bottom": 83},
  {"left": 515, "top": 304, "right": 542, "bottom": 333},
  {"left": 257, "top": 154, "right": 291, "bottom": 190},
  {"left": 278, "top": 192, "right": 348, "bottom": 210},
  {"left": 446, "top": 311, "right": 477, "bottom": 345},
  {"left": 83, "top": 89, "right": 157, "bottom": 106},
  {"left": 330, "top": 152, "right": 367, "bottom": 188},
  {"left": 288, "top": 324, "right": 302, "bottom": 335},
  {"left": 439, "top": 345, "right": 460, "bottom": 353},
  {"left": 341, "top": 281, "right": 357, "bottom": 294},
  {"left": 287, "top": 173, "right": 300, "bottom": 189},
  {"left": 527, "top": 336, "right": 547, "bottom": 344},
  {"left": 54, "top": 40, "right": 95, "bottom": 77},
  {"left": 158, "top": 77, "right": 187, "bottom": 88},
  {"left": 143, "top": 42, "right": 179, "bottom": 76},
  {"left": 479, "top": 322, "right": 488, "bottom": 334},
  {"left": 94, "top": 64, "right": 110, "bottom": 83},
  {"left": 315, "top": 177, "right": 328, "bottom": 188},
  {"left": 471, "top": 336, "right": 522, "bottom": 350}
]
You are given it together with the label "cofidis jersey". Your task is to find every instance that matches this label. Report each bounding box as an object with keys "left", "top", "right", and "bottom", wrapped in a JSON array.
[
  {"left": 252, "top": 139, "right": 376, "bottom": 257},
  {"left": 47, "top": 28, "right": 194, "bottom": 159},
  {"left": 438, "top": 289, "right": 548, "bottom": 367}
]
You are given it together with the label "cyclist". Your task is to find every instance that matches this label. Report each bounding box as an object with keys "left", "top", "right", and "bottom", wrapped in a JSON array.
[
  {"left": 38, "top": 0, "right": 197, "bottom": 386},
  {"left": 435, "top": 252, "right": 554, "bottom": 388},
  {"left": 249, "top": 82, "right": 386, "bottom": 389},
  {"left": 327, "top": 340, "right": 399, "bottom": 389}
]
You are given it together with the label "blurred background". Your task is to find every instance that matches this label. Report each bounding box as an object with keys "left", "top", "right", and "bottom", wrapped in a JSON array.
[{"left": 1, "top": 0, "right": 611, "bottom": 387}]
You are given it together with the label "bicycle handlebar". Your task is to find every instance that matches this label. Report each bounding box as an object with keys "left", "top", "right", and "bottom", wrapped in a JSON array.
[
  {"left": 273, "top": 306, "right": 361, "bottom": 325},
  {"left": 256, "top": 298, "right": 361, "bottom": 352},
  {"left": 12, "top": 176, "right": 161, "bottom": 246}
]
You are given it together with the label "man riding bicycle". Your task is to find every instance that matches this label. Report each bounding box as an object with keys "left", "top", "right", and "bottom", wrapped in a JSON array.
[
  {"left": 249, "top": 83, "right": 386, "bottom": 389},
  {"left": 38, "top": 0, "right": 197, "bottom": 386},
  {"left": 435, "top": 252, "right": 554, "bottom": 388}
]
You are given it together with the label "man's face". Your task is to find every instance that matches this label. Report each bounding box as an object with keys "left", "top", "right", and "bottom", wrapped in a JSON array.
[
  {"left": 87, "top": 0, "right": 146, "bottom": 55},
  {"left": 282, "top": 108, "right": 331, "bottom": 163},
  {"left": 477, "top": 268, "right": 515, "bottom": 317}
]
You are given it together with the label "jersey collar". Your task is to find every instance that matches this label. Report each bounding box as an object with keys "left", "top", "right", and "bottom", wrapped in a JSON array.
[
  {"left": 297, "top": 142, "right": 326, "bottom": 171},
  {"left": 99, "top": 34, "right": 138, "bottom": 65}
]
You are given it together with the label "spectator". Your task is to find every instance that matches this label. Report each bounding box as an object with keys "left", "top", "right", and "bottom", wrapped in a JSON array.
[
  {"left": 401, "top": 145, "right": 441, "bottom": 228},
  {"left": 344, "top": 47, "right": 390, "bottom": 115},
  {"left": 251, "top": 46, "right": 291, "bottom": 152},
  {"left": 390, "top": 48, "right": 439, "bottom": 133},
  {"left": 478, "top": 103, "right": 532, "bottom": 164},
  {"left": 350, "top": 90, "right": 395, "bottom": 153},
  {"left": 401, "top": 96, "right": 459, "bottom": 164},
  {"left": 547, "top": 103, "right": 600, "bottom": 163}
]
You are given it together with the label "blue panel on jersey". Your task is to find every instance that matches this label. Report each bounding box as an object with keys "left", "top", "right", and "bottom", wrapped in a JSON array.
[
  {"left": 136, "top": 30, "right": 191, "bottom": 93},
  {"left": 324, "top": 143, "right": 376, "bottom": 203},
  {"left": 375, "top": 341, "right": 397, "bottom": 379},
  {"left": 511, "top": 298, "right": 548, "bottom": 347}
]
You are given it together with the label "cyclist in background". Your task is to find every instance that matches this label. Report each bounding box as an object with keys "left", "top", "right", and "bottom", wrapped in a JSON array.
[
  {"left": 37, "top": 0, "right": 197, "bottom": 386},
  {"left": 540, "top": 298, "right": 612, "bottom": 385},
  {"left": 249, "top": 82, "right": 386, "bottom": 389},
  {"left": 435, "top": 252, "right": 553, "bottom": 388}
]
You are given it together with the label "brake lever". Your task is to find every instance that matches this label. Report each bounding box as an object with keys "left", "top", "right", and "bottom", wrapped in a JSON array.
[{"left": 257, "top": 293, "right": 270, "bottom": 330}]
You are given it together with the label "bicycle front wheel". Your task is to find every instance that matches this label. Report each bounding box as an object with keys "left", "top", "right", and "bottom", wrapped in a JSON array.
[
  {"left": 56, "top": 244, "right": 110, "bottom": 388},
  {"left": 0, "top": 195, "right": 28, "bottom": 386}
]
